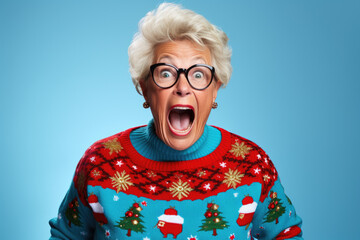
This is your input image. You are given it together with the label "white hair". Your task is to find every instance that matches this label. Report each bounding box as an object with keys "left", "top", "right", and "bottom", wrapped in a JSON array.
[{"left": 128, "top": 3, "right": 232, "bottom": 94}]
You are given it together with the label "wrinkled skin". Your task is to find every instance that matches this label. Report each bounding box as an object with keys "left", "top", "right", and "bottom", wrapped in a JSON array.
[{"left": 140, "top": 40, "right": 221, "bottom": 150}]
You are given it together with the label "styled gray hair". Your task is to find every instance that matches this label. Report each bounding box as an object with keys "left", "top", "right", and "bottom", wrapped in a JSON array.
[{"left": 128, "top": 3, "right": 232, "bottom": 94}]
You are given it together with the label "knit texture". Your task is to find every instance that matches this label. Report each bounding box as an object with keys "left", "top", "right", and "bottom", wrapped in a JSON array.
[{"left": 49, "top": 126, "right": 302, "bottom": 240}]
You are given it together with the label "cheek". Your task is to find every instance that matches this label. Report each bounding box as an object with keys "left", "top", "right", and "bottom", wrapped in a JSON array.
[{"left": 149, "top": 91, "right": 169, "bottom": 120}]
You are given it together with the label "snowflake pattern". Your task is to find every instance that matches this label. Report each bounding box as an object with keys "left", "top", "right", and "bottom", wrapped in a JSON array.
[
  {"left": 147, "top": 170, "right": 157, "bottom": 178},
  {"left": 263, "top": 174, "right": 270, "bottom": 182},
  {"left": 149, "top": 185, "right": 156, "bottom": 192},
  {"left": 103, "top": 138, "right": 123, "bottom": 155},
  {"left": 116, "top": 160, "right": 123, "bottom": 167},
  {"left": 223, "top": 168, "right": 245, "bottom": 189},
  {"left": 168, "top": 179, "right": 193, "bottom": 200},
  {"left": 113, "top": 195, "right": 119, "bottom": 201},
  {"left": 187, "top": 235, "right": 198, "bottom": 240},
  {"left": 254, "top": 168, "right": 261, "bottom": 174},
  {"left": 109, "top": 170, "right": 134, "bottom": 193},
  {"left": 105, "top": 229, "right": 110, "bottom": 238},
  {"left": 229, "top": 140, "right": 252, "bottom": 159},
  {"left": 203, "top": 183, "right": 211, "bottom": 190}
]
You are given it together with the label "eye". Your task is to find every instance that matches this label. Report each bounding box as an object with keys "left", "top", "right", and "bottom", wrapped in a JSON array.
[
  {"left": 193, "top": 71, "right": 204, "bottom": 79},
  {"left": 160, "top": 70, "right": 173, "bottom": 78}
]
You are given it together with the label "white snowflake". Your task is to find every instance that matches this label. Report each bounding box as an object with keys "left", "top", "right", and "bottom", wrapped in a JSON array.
[
  {"left": 132, "top": 165, "right": 138, "bottom": 170},
  {"left": 58, "top": 213, "right": 62, "bottom": 219},
  {"left": 233, "top": 192, "right": 239, "bottom": 198},
  {"left": 203, "top": 183, "right": 211, "bottom": 190},
  {"left": 113, "top": 195, "right": 119, "bottom": 201},
  {"left": 116, "top": 160, "right": 123, "bottom": 167},
  {"left": 149, "top": 185, "right": 156, "bottom": 192},
  {"left": 89, "top": 156, "right": 96, "bottom": 162},
  {"left": 143, "top": 237, "right": 151, "bottom": 240},
  {"left": 80, "top": 231, "right": 87, "bottom": 236},
  {"left": 257, "top": 154, "right": 261, "bottom": 159},
  {"left": 264, "top": 158, "right": 268, "bottom": 164},
  {"left": 105, "top": 229, "right": 110, "bottom": 238},
  {"left": 187, "top": 235, "right": 198, "bottom": 240},
  {"left": 219, "top": 162, "right": 227, "bottom": 168},
  {"left": 254, "top": 168, "right": 261, "bottom": 174}
]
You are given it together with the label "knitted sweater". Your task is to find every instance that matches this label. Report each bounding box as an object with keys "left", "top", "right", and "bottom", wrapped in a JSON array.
[{"left": 49, "top": 125, "right": 302, "bottom": 240}]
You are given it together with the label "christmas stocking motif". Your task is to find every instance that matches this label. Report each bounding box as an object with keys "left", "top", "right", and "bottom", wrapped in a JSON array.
[
  {"left": 88, "top": 194, "right": 108, "bottom": 225},
  {"left": 157, "top": 207, "right": 184, "bottom": 239},
  {"left": 115, "top": 202, "right": 146, "bottom": 236},
  {"left": 199, "top": 202, "right": 229, "bottom": 236},
  {"left": 264, "top": 191, "right": 286, "bottom": 224},
  {"left": 237, "top": 196, "right": 258, "bottom": 229},
  {"left": 65, "top": 197, "right": 82, "bottom": 227}
]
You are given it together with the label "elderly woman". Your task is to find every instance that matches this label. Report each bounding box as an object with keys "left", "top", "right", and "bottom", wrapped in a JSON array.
[{"left": 50, "top": 3, "right": 302, "bottom": 239}]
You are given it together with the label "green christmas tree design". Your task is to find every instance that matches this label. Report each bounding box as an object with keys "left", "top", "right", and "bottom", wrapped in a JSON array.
[
  {"left": 65, "top": 197, "right": 81, "bottom": 227},
  {"left": 114, "top": 202, "right": 145, "bottom": 236},
  {"left": 199, "top": 202, "right": 229, "bottom": 236},
  {"left": 264, "top": 191, "right": 286, "bottom": 224}
]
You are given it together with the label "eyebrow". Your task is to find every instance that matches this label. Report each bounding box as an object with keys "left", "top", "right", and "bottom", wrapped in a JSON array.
[{"left": 157, "top": 56, "right": 206, "bottom": 66}]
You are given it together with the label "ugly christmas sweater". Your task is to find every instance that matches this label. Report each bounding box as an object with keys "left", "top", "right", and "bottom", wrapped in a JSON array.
[{"left": 49, "top": 125, "right": 302, "bottom": 240}]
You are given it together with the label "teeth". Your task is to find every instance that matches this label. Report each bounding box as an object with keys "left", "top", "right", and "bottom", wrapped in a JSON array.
[{"left": 173, "top": 107, "right": 191, "bottom": 110}]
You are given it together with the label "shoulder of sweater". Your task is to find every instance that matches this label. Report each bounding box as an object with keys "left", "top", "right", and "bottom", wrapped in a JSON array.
[{"left": 212, "top": 125, "right": 276, "bottom": 170}]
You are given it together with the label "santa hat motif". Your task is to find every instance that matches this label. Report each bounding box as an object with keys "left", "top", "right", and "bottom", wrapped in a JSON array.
[
  {"left": 237, "top": 196, "right": 257, "bottom": 228},
  {"left": 88, "top": 194, "right": 104, "bottom": 213},
  {"left": 158, "top": 208, "right": 184, "bottom": 224},
  {"left": 238, "top": 196, "right": 258, "bottom": 214},
  {"left": 88, "top": 194, "right": 108, "bottom": 224}
]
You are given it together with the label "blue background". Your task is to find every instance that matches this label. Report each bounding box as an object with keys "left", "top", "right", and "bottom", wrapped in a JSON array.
[{"left": 1, "top": 0, "right": 359, "bottom": 239}]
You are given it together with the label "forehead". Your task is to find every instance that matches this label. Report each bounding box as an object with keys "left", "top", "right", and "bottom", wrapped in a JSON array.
[{"left": 154, "top": 40, "right": 211, "bottom": 65}]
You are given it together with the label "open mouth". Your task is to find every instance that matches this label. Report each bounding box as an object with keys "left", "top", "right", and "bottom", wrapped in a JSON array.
[{"left": 168, "top": 105, "right": 195, "bottom": 136}]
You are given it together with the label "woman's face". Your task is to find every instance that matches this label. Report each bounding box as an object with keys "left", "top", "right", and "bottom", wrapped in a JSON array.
[{"left": 140, "top": 39, "right": 221, "bottom": 150}]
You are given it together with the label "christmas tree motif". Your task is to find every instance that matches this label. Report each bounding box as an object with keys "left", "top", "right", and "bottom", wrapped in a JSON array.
[
  {"left": 157, "top": 207, "right": 184, "bottom": 239},
  {"left": 114, "top": 202, "right": 145, "bottom": 236},
  {"left": 264, "top": 191, "right": 286, "bottom": 224},
  {"left": 199, "top": 202, "right": 229, "bottom": 236},
  {"left": 65, "top": 197, "right": 81, "bottom": 227}
]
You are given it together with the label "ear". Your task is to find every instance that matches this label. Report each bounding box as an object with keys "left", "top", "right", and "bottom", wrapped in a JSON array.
[
  {"left": 212, "top": 80, "right": 222, "bottom": 102},
  {"left": 139, "top": 79, "right": 148, "bottom": 100}
]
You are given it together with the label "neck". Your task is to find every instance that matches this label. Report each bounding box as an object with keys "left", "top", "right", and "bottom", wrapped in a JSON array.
[{"left": 129, "top": 120, "right": 221, "bottom": 161}]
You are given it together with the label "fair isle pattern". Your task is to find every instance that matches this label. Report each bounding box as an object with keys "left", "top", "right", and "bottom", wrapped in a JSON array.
[{"left": 74, "top": 127, "right": 278, "bottom": 206}]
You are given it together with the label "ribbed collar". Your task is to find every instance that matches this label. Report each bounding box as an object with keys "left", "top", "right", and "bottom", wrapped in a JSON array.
[{"left": 129, "top": 120, "right": 221, "bottom": 161}]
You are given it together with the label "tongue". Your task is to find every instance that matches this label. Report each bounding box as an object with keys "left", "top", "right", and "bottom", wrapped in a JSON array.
[{"left": 169, "top": 110, "right": 191, "bottom": 131}]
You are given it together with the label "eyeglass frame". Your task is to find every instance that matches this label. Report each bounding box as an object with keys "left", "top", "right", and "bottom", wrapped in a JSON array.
[{"left": 149, "top": 63, "right": 216, "bottom": 90}]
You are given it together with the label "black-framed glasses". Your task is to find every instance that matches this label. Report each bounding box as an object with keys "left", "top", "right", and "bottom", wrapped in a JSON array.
[{"left": 150, "top": 63, "right": 215, "bottom": 90}]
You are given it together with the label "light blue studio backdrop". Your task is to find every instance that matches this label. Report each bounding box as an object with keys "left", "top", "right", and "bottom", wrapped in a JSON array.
[{"left": 0, "top": 0, "right": 359, "bottom": 239}]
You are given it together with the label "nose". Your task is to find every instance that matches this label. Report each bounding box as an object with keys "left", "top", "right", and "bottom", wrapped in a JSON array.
[{"left": 173, "top": 73, "right": 191, "bottom": 97}]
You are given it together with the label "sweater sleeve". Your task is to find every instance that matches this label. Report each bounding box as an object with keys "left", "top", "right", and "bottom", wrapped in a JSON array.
[
  {"left": 251, "top": 177, "right": 303, "bottom": 240},
  {"left": 49, "top": 180, "right": 95, "bottom": 239},
  {"left": 49, "top": 145, "right": 97, "bottom": 240}
]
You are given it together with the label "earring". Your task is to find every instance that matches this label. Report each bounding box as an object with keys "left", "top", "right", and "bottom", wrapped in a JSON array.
[
  {"left": 212, "top": 102, "right": 218, "bottom": 109},
  {"left": 143, "top": 102, "right": 150, "bottom": 109}
]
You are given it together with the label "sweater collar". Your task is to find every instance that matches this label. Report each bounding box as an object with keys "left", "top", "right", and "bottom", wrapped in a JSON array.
[{"left": 129, "top": 119, "right": 221, "bottom": 161}]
